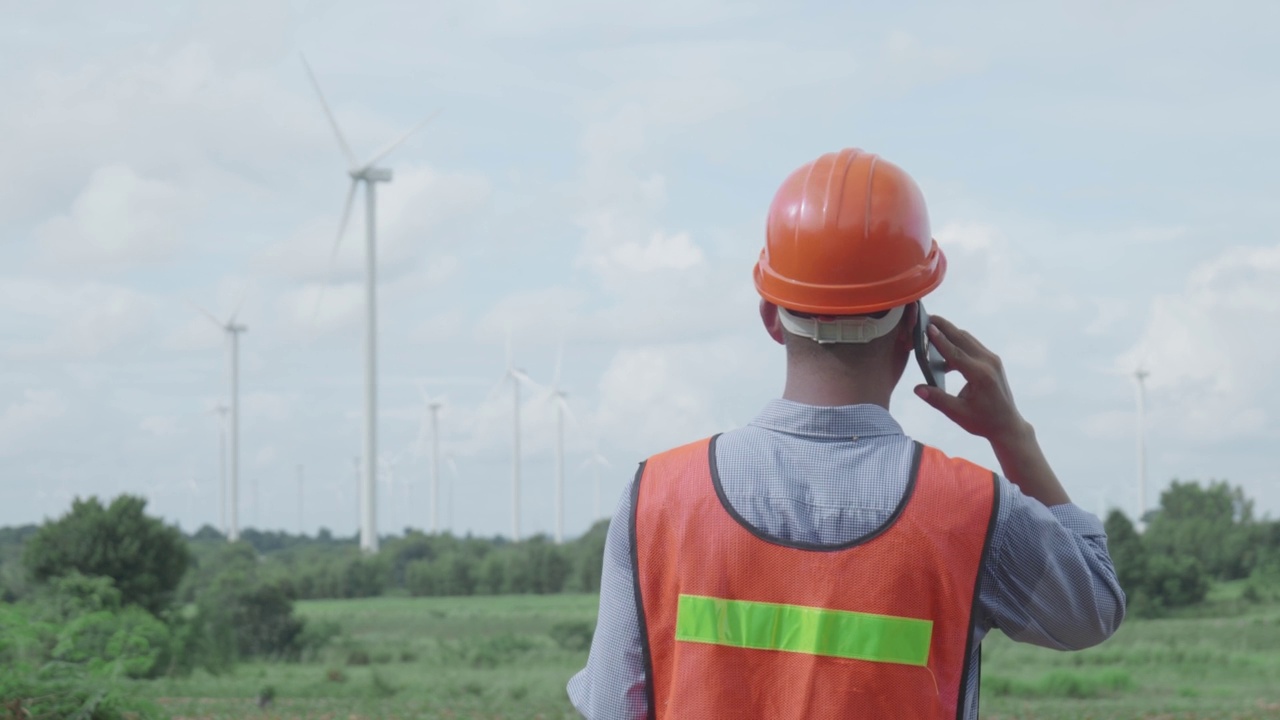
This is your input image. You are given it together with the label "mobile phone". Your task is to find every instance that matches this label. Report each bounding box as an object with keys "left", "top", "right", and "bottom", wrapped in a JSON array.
[{"left": 913, "top": 302, "right": 947, "bottom": 392}]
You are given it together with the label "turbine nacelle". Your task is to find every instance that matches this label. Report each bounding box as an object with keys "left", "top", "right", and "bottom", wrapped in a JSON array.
[{"left": 351, "top": 167, "right": 393, "bottom": 183}]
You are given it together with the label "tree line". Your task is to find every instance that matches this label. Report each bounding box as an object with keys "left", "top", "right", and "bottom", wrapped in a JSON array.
[
  {"left": 0, "top": 495, "right": 607, "bottom": 718},
  {"left": 3, "top": 478, "right": 1280, "bottom": 715}
]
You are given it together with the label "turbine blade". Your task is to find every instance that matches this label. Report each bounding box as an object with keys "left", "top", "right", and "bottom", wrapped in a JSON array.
[
  {"left": 552, "top": 338, "right": 564, "bottom": 390},
  {"left": 228, "top": 286, "right": 249, "bottom": 324},
  {"left": 188, "top": 300, "right": 225, "bottom": 330},
  {"left": 310, "top": 179, "right": 359, "bottom": 326},
  {"left": 557, "top": 395, "right": 581, "bottom": 429},
  {"left": 512, "top": 369, "right": 543, "bottom": 394},
  {"left": 301, "top": 54, "right": 358, "bottom": 168},
  {"left": 361, "top": 109, "right": 442, "bottom": 170}
]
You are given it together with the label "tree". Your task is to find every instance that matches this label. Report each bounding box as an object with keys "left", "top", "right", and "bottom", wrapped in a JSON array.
[
  {"left": 1145, "top": 480, "right": 1256, "bottom": 580},
  {"left": 22, "top": 495, "right": 190, "bottom": 615}
]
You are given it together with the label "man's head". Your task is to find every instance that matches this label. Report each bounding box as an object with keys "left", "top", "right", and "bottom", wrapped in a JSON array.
[{"left": 753, "top": 149, "right": 945, "bottom": 405}]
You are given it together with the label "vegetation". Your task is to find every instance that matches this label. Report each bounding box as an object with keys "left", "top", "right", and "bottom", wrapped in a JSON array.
[{"left": 2, "top": 478, "right": 1280, "bottom": 718}]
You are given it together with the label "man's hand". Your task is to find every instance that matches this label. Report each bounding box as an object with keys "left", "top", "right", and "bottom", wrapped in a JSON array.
[
  {"left": 912, "top": 315, "right": 1026, "bottom": 444},
  {"left": 913, "top": 314, "right": 1071, "bottom": 507}
]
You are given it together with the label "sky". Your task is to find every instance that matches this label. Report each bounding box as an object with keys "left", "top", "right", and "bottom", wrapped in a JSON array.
[{"left": 2, "top": 0, "right": 1278, "bottom": 540}]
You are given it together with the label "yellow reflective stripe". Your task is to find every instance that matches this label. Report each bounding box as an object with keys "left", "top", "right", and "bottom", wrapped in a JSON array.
[{"left": 675, "top": 594, "right": 932, "bottom": 666}]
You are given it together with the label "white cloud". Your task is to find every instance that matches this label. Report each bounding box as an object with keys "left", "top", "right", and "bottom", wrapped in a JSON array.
[
  {"left": 0, "top": 390, "right": 68, "bottom": 456},
  {"left": 1119, "top": 242, "right": 1280, "bottom": 440},
  {"left": 257, "top": 165, "right": 490, "bottom": 285},
  {"left": 0, "top": 279, "right": 156, "bottom": 359},
  {"left": 140, "top": 415, "right": 181, "bottom": 437},
  {"left": 34, "top": 164, "right": 194, "bottom": 270},
  {"left": 583, "top": 230, "right": 705, "bottom": 275}
]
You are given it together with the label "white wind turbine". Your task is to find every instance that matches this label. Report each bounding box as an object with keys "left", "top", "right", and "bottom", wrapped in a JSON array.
[
  {"left": 192, "top": 300, "right": 246, "bottom": 543},
  {"left": 1134, "top": 367, "right": 1150, "bottom": 528},
  {"left": 543, "top": 343, "right": 577, "bottom": 544},
  {"left": 410, "top": 384, "right": 446, "bottom": 534},
  {"left": 494, "top": 334, "right": 541, "bottom": 541},
  {"left": 302, "top": 55, "right": 440, "bottom": 554}
]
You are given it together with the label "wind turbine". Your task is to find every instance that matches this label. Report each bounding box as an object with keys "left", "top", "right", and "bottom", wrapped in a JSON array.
[
  {"left": 193, "top": 301, "right": 246, "bottom": 543},
  {"left": 209, "top": 405, "right": 229, "bottom": 537},
  {"left": 411, "top": 386, "right": 446, "bottom": 534},
  {"left": 543, "top": 342, "right": 577, "bottom": 544},
  {"left": 494, "top": 334, "right": 540, "bottom": 541},
  {"left": 1134, "top": 368, "right": 1150, "bottom": 528},
  {"left": 302, "top": 55, "right": 440, "bottom": 554}
]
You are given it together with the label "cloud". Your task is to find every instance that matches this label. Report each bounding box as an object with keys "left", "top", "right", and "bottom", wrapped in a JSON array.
[
  {"left": 0, "top": 390, "right": 68, "bottom": 457},
  {"left": 0, "top": 279, "right": 156, "bottom": 359},
  {"left": 581, "top": 230, "right": 705, "bottom": 276},
  {"left": 33, "top": 164, "right": 195, "bottom": 271},
  {"left": 258, "top": 164, "right": 490, "bottom": 285},
  {"left": 1119, "top": 242, "right": 1280, "bottom": 440},
  {"left": 141, "top": 415, "right": 182, "bottom": 437}
]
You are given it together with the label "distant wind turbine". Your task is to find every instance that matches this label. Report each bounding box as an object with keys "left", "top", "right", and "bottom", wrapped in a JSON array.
[
  {"left": 493, "top": 333, "right": 540, "bottom": 541},
  {"left": 411, "top": 385, "right": 446, "bottom": 534},
  {"left": 1134, "top": 368, "right": 1150, "bottom": 527},
  {"left": 543, "top": 342, "right": 577, "bottom": 544},
  {"left": 302, "top": 54, "right": 441, "bottom": 554},
  {"left": 192, "top": 298, "right": 246, "bottom": 543}
]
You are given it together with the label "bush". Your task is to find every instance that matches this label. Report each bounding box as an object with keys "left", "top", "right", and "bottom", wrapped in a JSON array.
[
  {"left": 23, "top": 495, "right": 190, "bottom": 615},
  {"left": 549, "top": 620, "right": 594, "bottom": 651},
  {"left": 0, "top": 662, "right": 163, "bottom": 720},
  {"left": 51, "top": 606, "right": 171, "bottom": 679},
  {"left": 182, "top": 544, "right": 326, "bottom": 668}
]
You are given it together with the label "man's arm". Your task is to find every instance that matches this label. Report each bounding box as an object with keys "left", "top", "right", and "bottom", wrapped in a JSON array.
[
  {"left": 979, "top": 478, "right": 1126, "bottom": 648},
  {"left": 566, "top": 477, "right": 650, "bottom": 719},
  {"left": 915, "top": 315, "right": 1126, "bottom": 647}
]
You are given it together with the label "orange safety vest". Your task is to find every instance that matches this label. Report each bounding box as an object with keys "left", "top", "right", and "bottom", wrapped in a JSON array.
[{"left": 633, "top": 436, "right": 998, "bottom": 720}]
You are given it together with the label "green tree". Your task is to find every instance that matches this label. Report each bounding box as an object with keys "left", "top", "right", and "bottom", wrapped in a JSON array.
[
  {"left": 22, "top": 495, "right": 190, "bottom": 615},
  {"left": 1144, "top": 480, "right": 1256, "bottom": 580}
]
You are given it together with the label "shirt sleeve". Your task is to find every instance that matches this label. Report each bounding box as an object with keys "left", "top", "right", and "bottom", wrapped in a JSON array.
[
  {"left": 977, "top": 476, "right": 1127, "bottom": 649},
  {"left": 567, "top": 474, "right": 650, "bottom": 719}
]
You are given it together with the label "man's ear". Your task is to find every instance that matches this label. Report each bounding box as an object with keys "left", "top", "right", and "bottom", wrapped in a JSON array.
[
  {"left": 896, "top": 303, "right": 919, "bottom": 351},
  {"left": 760, "top": 300, "right": 785, "bottom": 345}
]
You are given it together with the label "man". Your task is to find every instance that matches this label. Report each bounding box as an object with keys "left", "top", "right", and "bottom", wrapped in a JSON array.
[{"left": 568, "top": 148, "right": 1125, "bottom": 719}]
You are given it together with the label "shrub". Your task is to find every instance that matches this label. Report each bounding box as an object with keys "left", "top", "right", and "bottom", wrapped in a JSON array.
[
  {"left": 549, "top": 620, "right": 594, "bottom": 652},
  {"left": 23, "top": 495, "right": 190, "bottom": 615},
  {"left": 51, "top": 606, "right": 171, "bottom": 679}
]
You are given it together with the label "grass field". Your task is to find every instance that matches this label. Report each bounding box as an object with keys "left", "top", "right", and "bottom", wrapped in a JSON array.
[{"left": 137, "top": 589, "right": 1280, "bottom": 719}]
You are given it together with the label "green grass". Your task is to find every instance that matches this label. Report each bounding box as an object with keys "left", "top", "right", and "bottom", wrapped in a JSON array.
[{"left": 132, "top": 593, "right": 1280, "bottom": 719}]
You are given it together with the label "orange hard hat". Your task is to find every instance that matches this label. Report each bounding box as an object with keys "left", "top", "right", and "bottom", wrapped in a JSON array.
[{"left": 753, "top": 148, "right": 946, "bottom": 315}]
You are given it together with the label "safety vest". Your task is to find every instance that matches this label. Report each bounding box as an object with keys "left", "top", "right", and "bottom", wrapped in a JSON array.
[{"left": 632, "top": 436, "right": 998, "bottom": 720}]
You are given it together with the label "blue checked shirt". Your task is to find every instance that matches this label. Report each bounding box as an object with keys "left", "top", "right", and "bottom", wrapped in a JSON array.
[{"left": 568, "top": 400, "right": 1126, "bottom": 719}]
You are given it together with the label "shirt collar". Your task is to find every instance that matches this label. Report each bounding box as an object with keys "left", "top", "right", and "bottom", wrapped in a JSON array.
[{"left": 749, "top": 399, "right": 904, "bottom": 440}]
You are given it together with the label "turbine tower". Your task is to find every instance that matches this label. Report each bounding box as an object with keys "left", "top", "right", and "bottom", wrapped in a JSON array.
[
  {"left": 1135, "top": 368, "right": 1150, "bottom": 526},
  {"left": 411, "top": 384, "right": 446, "bottom": 535},
  {"left": 302, "top": 55, "right": 440, "bottom": 554},
  {"left": 429, "top": 400, "right": 442, "bottom": 534},
  {"left": 544, "top": 343, "right": 575, "bottom": 544},
  {"left": 194, "top": 302, "right": 245, "bottom": 543},
  {"left": 210, "top": 405, "right": 229, "bottom": 536},
  {"left": 495, "top": 335, "right": 539, "bottom": 541}
]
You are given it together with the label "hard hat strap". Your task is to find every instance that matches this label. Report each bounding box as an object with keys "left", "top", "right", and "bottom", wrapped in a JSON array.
[{"left": 777, "top": 306, "right": 905, "bottom": 344}]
